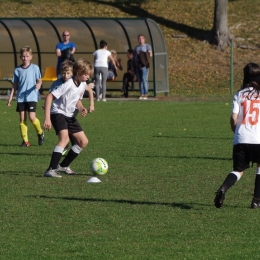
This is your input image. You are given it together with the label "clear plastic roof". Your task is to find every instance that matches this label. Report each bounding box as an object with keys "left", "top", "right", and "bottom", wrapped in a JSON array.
[{"left": 0, "top": 18, "right": 168, "bottom": 94}]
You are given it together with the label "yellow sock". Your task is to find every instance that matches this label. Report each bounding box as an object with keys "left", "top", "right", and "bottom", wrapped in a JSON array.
[
  {"left": 20, "top": 122, "right": 28, "bottom": 142},
  {"left": 32, "top": 118, "right": 43, "bottom": 135}
]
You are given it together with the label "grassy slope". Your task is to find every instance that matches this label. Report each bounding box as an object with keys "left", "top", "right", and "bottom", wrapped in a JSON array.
[{"left": 0, "top": 0, "right": 259, "bottom": 97}]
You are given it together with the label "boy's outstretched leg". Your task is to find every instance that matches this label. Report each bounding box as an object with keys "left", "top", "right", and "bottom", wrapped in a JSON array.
[
  {"left": 57, "top": 144, "right": 83, "bottom": 175},
  {"left": 214, "top": 171, "right": 241, "bottom": 208}
]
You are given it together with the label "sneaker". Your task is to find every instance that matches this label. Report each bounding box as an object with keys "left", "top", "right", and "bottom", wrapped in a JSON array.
[
  {"left": 139, "top": 96, "right": 144, "bottom": 100},
  {"left": 57, "top": 164, "right": 76, "bottom": 175},
  {"left": 143, "top": 96, "right": 148, "bottom": 100},
  {"left": 251, "top": 199, "right": 260, "bottom": 209},
  {"left": 38, "top": 132, "right": 44, "bottom": 145},
  {"left": 21, "top": 141, "right": 30, "bottom": 147},
  {"left": 44, "top": 168, "right": 62, "bottom": 178},
  {"left": 214, "top": 185, "right": 227, "bottom": 208},
  {"left": 102, "top": 99, "right": 107, "bottom": 102},
  {"left": 96, "top": 99, "right": 100, "bottom": 102}
]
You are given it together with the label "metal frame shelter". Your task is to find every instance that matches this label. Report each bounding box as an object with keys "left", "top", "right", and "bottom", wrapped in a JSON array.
[{"left": 0, "top": 18, "right": 168, "bottom": 96}]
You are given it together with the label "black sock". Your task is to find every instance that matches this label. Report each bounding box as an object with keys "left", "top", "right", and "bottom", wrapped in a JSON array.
[
  {"left": 49, "top": 152, "right": 62, "bottom": 170},
  {"left": 253, "top": 175, "right": 260, "bottom": 199},
  {"left": 222, "top": 173, "right": 238, "bottom": 190},
  {"left": 60, "top": 149, "right": 78, "bottom": 167}
]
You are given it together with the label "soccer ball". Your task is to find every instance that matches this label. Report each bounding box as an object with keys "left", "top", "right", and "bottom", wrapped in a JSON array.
[{"left": 90, "top": 158, "right": 108, "bottom": 175}]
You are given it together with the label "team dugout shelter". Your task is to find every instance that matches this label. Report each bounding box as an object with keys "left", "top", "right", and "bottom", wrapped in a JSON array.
[{"left": 0, "top": 18, "right": 168, "bottom": 96}]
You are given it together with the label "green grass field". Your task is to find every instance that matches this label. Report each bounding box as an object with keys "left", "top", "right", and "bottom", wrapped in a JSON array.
[{"left": 1, "top": 98, "right": 260, "bottom": 259}]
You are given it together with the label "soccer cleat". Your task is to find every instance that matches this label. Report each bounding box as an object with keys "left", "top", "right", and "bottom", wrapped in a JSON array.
[
  {"left": 21, "top": 141, "right": 30, "bottom": 147},
  {"left": 57, "top": 164, "right": 76, "bottom": 175},
  {"left": 38, "top": 132, "right": 44, "bottom": 145},
  {"left": 214, "top": 185, "right": 227, "bottom": 208},
  {"left": 251, "top": 199, "right": 260, "bottom": 209},
  {"left": 43, "top": 168, "right": 62, "bottom": 178}
]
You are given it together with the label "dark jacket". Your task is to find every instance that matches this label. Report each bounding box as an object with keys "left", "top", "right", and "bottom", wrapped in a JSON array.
[{"left": 136, "top": 51, "right": 150, "bottom": 68}]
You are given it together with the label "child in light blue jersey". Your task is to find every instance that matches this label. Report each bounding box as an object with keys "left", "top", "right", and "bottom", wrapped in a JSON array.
[{"left": 7, "top": 46, "right": 44, "bottom": 147}]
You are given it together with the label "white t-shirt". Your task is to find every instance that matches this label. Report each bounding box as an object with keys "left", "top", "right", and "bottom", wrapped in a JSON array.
[
  {"left": 50, "top": 78, "right": 86, "bottom": 117},
  {"left": 93, "top": 49, "right": 111, "bottom": 68},
  {"left": 232, "top": 87, "right": 260, "bottom": 144}
]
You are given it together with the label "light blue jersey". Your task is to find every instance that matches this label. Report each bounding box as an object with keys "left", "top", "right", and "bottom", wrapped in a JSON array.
[{"left": 13, "top": 63, "right": 41, "bottom": 103}]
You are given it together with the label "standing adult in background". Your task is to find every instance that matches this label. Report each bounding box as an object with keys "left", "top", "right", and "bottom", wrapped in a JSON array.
[
  {"left": 134, "top": 34, "right": 152, "bottom": 100},
  {"left": 55, "top": 30, "right": 76, "bottom": 78},
  {"left": 93, "top": 40, "right": 116, "bottom": 102}
]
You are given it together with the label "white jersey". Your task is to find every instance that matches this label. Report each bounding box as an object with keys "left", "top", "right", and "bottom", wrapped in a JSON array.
[
  {"left": 93, "top": 49, "right": 111, "bottom": 67},
  {"left": 233, "top": 87, "right": 260, "bottom": 144},
  {"left": 50, "top": 78, "right": 85, "bottom": 117}
]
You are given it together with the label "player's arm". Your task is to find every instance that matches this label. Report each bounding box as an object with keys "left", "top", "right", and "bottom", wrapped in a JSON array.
[
  {"left": 35, "top": 78, "right": 42, "bottom": 90},
  {"left": 76, "top": 100, "right": 87, "bottom": 117},
  {"left": 230, "top": 113, "right": 238, "bottom": 133},
  {"left": 85, "top": 85, "right": 94, "bottom": 112},
  {"left": 43, "top": 93, "right": 54, "bottom": 130},
  {"left": 7, "top": 82, "right": 17, "bottom": 106}
]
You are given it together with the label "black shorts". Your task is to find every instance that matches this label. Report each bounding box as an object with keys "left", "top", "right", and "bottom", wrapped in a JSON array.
[
  {"left": 16, "top": 102, "right": 37, "bottom": 112},
  {"left": 51, "top": 113, "right": 83, "bottom": 135},
  {"left": 233, "top": 144, "right": 260, "bottom": 172}
]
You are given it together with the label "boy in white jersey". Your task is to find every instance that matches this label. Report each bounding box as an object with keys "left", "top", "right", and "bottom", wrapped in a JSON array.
[
  {"left": 43, "top": 59, "right": 94, "bottom": 178},
  {"left": 214, "top": 62, "right": 260, "bottom": 209},
  {"left": 46, "top": 59, "right": 95, "bottom": 156},
  {"left": 7, "top": 46, "right": 44, "bottom": 147}
]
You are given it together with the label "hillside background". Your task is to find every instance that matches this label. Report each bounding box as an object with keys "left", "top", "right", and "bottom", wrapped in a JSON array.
[{"left": 0, "top": 0, "right": 259, "bottom": 98}]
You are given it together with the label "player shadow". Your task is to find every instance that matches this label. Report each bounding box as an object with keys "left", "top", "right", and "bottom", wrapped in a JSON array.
[
  {"left": 0, "top": 151, "right": 49, "bottom": 156},
  {"left": 36, "top": 195, "right": 192, "bottom": 209},
  {"left": 124, "top": 154, "right": 232, "bottom": 161},
  {"left": 154, "top": 135, "right": 231, "bottom": 140}
]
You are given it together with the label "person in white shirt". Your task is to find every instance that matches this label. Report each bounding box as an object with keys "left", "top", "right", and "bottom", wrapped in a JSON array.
[
  {"left": 43, "top": 59, "right": 94, "bottom": 178},
  {"left": 93, "top": 40, "right": 116, "bottom": 101},
  {"left": 214, "top": 62, "right": 260, "bottom": 209}
]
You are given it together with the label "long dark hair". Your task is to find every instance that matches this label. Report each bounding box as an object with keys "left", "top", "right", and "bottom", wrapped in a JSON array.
[{"left": 241, "top": 62, "right": 260, "bottom": 99}]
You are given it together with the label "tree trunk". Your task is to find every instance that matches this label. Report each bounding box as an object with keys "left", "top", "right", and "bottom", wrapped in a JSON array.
[{"left": 211, "top": 0, "right": 231, "bottom": 50}]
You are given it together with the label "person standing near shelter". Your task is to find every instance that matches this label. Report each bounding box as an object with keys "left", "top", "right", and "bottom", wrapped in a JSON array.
[
  {"left": 55, "top": 30, "right": 76, "bottom": 78},
  {"left": 7, "top": 46, "right": 44, "bottom": 147},
  {"left": 122, "top": 49, "right": 136, "bottom": 98},
  {"left": 93, "top": 40, "right": 116, "bottom": 101},
  {"left": 134, "top": 34, "right": 152, "bottom": 100},
  {"left": 214, "top": 62, "right": 260, "bottom": 209}
]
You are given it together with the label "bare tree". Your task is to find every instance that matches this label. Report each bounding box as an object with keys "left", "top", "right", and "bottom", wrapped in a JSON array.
[{"left": 211, "top": 0, "right": 232, "bottom": 50}]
